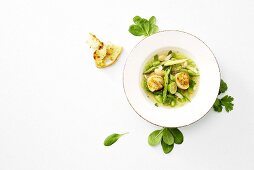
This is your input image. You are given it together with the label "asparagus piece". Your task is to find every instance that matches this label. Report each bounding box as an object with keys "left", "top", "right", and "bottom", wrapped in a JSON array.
[{"left": 163, "top": 67, "right": 171, "bottom": 103}]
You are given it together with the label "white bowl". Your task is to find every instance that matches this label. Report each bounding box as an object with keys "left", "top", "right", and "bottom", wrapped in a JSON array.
[{"left": 123, "top": 30, "right": 220, "bottom": 127}]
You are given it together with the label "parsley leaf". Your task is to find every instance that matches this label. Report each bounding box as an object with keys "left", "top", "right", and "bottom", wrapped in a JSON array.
[
  {"left": 129, "top": 16, "right": 159, "bottom": 37},
  {"left": 213, "top": 95, "right": 234, "bottom": 112},
  {"left": 213, "top": 79, "right": 234, "bottom": 113},
  {"left": 221, "top": 95, "right": 234, "bottom": 112},
  {"left": 219, "top": 79, "right": 228, "bottom": 94},
  {"left": 213, "top": 98, "right": 223, "bottom": 112}
]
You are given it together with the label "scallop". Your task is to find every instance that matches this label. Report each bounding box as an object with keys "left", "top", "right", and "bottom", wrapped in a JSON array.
[
  {"left": 147, "top": 75, "right": 164, "bottom": 92},
  {"left": 175, "top": 72, "right": 190, "bottom": 89}
]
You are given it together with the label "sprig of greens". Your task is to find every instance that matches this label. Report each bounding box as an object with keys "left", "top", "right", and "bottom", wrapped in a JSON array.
[
  {"left": 221, "top": 95, "right": 234, "bottom": 112},
  {"left": 148, "top": 127, "right": 183, "bottom": 154},
  {"left": 213, "top": 79, "right": 234, "bottom": 112},
  {"left": 129, "top": 16, "right": 159, "bottom": 37},
  {"left": 104, "top": 132, "right": 128, "bottom": 146}
]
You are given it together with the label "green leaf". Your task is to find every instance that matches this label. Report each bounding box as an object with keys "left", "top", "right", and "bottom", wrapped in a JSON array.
[
  {"left": 148, "top": 16, "right": 158, "bottom": 35},
  {"left": 149, "top": 16, "right": 156, "bottom": 24},
  {"left": 169, "top": 128, "right": 184, "bottom": 144},
  {"left": 129, "top": 25, "right": 145, "bottom": 36},
  {"left": 150, "top": 25, "right": 159, "bottom": 35},
  {"left": 133, "top": 16, "right": 142, "bottom": 24},
  {"left": 139, "top": 18, "right": 148, "bottom": 23},
  {"left": 219, "top": 79, "right": 228, "bottom": 94},
  {"left": 148, "top": 129, "right": 163, "bottom": 146},
  {"left": 161, "top": 140, "right": 174, "bottom": 154},
  {"left": 148, "top": 24, "right": 155, "bottom": 35},
  {"left": 104, "top": 133, "right": 127, "bottom": 146},
  {"left": 142, "top": 20, "right": 150, "bottom": 36},
  {"left": 162, "top": 128, "right": 174, "bottom": 145},
  {"left": 213, "top": 98, "right": 222, "bottom": 112},
  {"left": 129, "top": 16, "right": 159, "bottom": 37},
  {"left": 221, "top": 95, "right": 234, "bottom": 112}
]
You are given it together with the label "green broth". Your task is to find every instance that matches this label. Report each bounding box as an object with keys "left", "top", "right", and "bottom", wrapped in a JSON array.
[{"left": 141, "top": 50, "right": 199, "bottom": 108}]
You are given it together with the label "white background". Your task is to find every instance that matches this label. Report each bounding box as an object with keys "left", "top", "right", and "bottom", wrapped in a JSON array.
[{"left": 0, "top": 0, "right": 254, "bottom": 169}]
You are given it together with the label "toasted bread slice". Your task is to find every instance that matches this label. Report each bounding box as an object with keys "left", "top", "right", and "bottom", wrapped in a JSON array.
[{"left": 88, "top": 33, "right": 122, "bottom": 68}]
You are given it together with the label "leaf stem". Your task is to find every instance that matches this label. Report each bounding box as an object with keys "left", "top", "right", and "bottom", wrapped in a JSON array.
[{"left": 120, "top": 132, "right": 129, "bottom": 136}]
